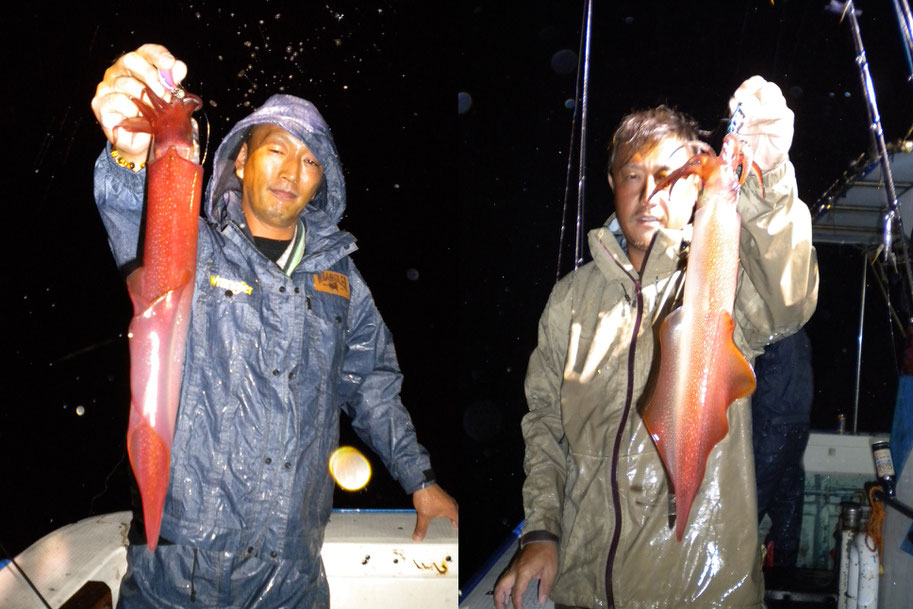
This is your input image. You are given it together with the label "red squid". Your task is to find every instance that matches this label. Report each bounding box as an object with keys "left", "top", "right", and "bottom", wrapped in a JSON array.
[
  {"left": 642, "top": 134, "right": 760, "bottom": 541},
  {"left": 116, "top": 85, "right": 203, "bottom": 551}
]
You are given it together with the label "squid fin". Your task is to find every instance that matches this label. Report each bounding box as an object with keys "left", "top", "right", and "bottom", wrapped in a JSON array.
[
  {"left": 645, "top": 310, "right": 756, "bottom": 540},
  {"left": 126, "top": 411, "right": 170, "bottom": 551}
]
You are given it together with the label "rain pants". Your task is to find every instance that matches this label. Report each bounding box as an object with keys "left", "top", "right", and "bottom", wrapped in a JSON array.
[
  {"left": 752, "top": 328, "right": 813, "bottom": 568},
  {"left": 521, "top": 159, "right": 818, "bottom": 608},
  {"left": 94, "top": 95, "right": 433, "bottom": 608}
]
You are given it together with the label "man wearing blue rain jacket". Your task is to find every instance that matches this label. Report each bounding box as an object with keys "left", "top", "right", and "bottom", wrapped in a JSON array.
[{"left": 91, "top": 44, "right": 458, "bottom": 608}]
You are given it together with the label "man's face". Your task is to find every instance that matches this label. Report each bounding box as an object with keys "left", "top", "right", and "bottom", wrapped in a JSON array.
[
  {"left": 609, "top": 138, "right": 699, "bottom": 264},
  {"left": 235, "top": 124, "right": 324, "bottom": 239}
]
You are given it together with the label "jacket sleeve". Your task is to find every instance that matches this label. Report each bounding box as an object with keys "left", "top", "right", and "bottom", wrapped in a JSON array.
[
  {"left": 336, "top": 264, "right": 433, "bottom": 494},
  {"left": 519, "top": 282, "right": 571, "bottom": 544},
  {"left": 734, "top": 159, "right": 819, "bottom": 352},
  {"left": 93, "top": 143, "right": 147, "bottom": 271}
]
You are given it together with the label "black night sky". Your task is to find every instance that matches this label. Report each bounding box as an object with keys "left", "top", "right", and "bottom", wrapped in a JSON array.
[{"left": 3, "top": 0, "right": 913, "bottom": 596}]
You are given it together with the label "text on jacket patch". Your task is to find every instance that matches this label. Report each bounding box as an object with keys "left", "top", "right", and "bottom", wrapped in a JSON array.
[
  {"left": 313, "top": 271, "right": 350, "bottom": 299},
  {"left": 210, "top": 274, "right": 254, "bottom": 295}
]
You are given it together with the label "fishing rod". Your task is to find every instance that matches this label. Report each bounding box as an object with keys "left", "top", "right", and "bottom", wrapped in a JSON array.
[
  {"left": 574, "top": 0, "right": 593, "bottom": 271},
  {"left": 555, "top": 0, "right": 593, "bottom": 281},
  {"left": 841, "top": 0, "right": 913, "bottom": 306}
]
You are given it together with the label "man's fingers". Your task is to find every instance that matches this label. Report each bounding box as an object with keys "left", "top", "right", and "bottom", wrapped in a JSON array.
[
  {"left": 135, "top": 43, "right": 174, "bottom": 62},
  {"left": 120, "top": 51, "right": 171, "bottom": 100},
  {"left": 120, "top": 45, "right": 185, "bottom": 100},
  {"left": 170, "top": 60, "right": 188, "bottom": 87},
  {"left": 112, "top": 74, "right": 154, "bottom": 105},
  {"left": 91, "top": 44, "right": 183, "bottom": 159},
  {"left": 136, "top": 44, "right": 188, "bottom": 89},
  {"left": 537, "top": 562, "right": 557, "bottom": 604},
  {"left": 757, "top": 80, "right": 785, "bottom": 105},
  {"left": 735, "top": 75, "right": 768, "bottom": 97},
  {"left": 493, "top": 572, "right": 515, "bottom": 609},
  {"left": 537, "top": 583, "right": 550, "bottom": 605},
  {"left": 729, "top": 75, "right": 777, "bottom": 115},
  {"left": 511, "top": 571, "right": 532, "bottom": 609},
  {"left": 412, "top": 513, "right": 430, "bottom": 542},
  {"left": 445, "top": 495, "right": 459, "bottom": 527},
  {"left": 94, "top": 94, "right": 145, "bottom": 144},
  {"left": 101, "top": 91, "right": 144, "bottom": 121}
]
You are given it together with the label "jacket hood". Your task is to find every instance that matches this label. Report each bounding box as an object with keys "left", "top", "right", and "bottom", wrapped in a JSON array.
[{"left": 205, "top": 94, "right": 346, "bottom": 225}]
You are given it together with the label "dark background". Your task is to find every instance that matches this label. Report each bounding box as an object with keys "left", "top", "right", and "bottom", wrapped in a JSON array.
[{"left": 3, "top": 0, "right": 913, "bottom": 597}]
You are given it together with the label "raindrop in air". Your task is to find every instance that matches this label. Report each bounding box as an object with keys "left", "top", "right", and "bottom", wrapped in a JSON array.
[
  {"left": 406, "top": 268, "right": 419, "bottom": 281},
  {"left": 565, "top": 98, "right": 576, "bottom": 110},
  {"left": 550, "top": 49, "right": 577, "bottom": 75},
  {"left": 458, "top": 91, "right": 472, "bottom": 115},
  {"left": 76, "top": 405, "right": 85, "bottom": 416}
]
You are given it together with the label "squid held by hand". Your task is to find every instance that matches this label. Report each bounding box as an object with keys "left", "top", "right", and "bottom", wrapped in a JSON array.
[
  {"left": 116, "top": 84, "right": 203, "bottom": 551},
  {"left": 642, "top": 133, "right": 759, "bottom": 541}
]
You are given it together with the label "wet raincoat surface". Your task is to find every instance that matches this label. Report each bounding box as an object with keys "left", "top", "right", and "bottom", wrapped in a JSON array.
[
  {"left": 94, "top": 95, "right": 432, "bottom": 608},
  {"left": 520, "top": 159, "right": 818, "bottom": 609}
]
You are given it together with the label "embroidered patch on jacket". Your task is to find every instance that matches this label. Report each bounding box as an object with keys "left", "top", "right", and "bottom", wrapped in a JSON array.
[
  {"left": 210, "top": 274, "right": 254, "bottom": 295},
  {"left": 313, "top": 271, "right": 350, "bottom": 299}
]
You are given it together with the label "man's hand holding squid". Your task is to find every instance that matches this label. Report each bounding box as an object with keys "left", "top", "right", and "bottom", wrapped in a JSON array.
[
  {"left": 90, "top": 44, "right": 188, "bottom": 167},
  {"left": 728, "top": 75, "right": 794, "bottom": 173}
]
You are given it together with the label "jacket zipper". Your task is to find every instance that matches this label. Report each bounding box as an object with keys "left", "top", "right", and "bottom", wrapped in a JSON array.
[{"left": 605, "top": 277, "right": 643, "bottom": 608}]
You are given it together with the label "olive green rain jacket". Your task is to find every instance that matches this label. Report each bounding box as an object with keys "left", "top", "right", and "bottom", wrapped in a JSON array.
[{"left": 520, "top": 159, "right": 818, "bottom": 609}]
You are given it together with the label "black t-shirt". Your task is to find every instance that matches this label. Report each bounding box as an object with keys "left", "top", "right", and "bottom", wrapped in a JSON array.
[{"left": 253, "top": 236, "right": 292, "bottom": 263}]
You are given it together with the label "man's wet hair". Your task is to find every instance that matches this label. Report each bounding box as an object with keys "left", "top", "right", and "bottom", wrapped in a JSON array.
[{"left": 607, "top": 105, "right": 701, "bottom": 176}]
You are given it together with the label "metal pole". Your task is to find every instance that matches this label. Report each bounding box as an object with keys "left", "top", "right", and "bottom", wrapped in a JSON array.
[
  {"left": 843, "top": 1, "right": 913, "bottom": 305},
  {"left": 891, "top": 0, "right": 913, "bottom": 80},
  {"left": 853, "top": 251, "right": 867, "bottom": 434},
  {"left": 894, "top": 0, "right": 913, "bottom": 76}
]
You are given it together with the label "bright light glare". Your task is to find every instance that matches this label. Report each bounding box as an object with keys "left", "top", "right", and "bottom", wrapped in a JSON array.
[{"left": 328, "top": 446, "right": 371, "bottom": 491}]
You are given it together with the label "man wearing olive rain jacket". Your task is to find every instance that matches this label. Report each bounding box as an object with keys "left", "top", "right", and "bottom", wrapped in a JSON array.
[
  {"left": 94, "top": 94, "right": 447, "bottom": 608},
  {"left": 498, "top": 78, "right": 818, "bottom": 609}
]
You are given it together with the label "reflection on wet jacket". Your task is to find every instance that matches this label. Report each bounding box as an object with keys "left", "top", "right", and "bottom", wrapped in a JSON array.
[
  {"left": 94, "top": 95, "right": 431, "bottom": 608},
  {"left": 521, "top": 160, "right": 818, "bottom": 608}
]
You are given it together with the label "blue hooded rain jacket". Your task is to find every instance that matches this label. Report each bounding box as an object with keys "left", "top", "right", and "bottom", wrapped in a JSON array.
[{"left": 94, "top": 95, "right": 433, "bottom": 608}]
